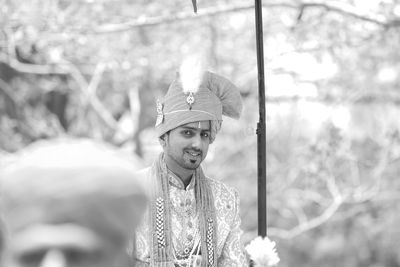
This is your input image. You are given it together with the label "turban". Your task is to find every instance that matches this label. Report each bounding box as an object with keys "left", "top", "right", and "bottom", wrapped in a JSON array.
[
  {"left": 155, "top": 70, "right": 243, "bottom": 143},
  {"left": 0, "top": 138, "right": 147, "bottom": 247}
]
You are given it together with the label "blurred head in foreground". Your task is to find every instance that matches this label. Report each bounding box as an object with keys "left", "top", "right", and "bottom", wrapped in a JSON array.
[{"left": 0, "top": 139, "right": 147, "bottom": 267}]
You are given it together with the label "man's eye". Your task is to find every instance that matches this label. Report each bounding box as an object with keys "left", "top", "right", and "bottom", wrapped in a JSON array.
[
  {"left": 201, "top": 132, "right": 209, "bottom": 138},
  {"left": 183, "top": 130, "right": 192, "bottom": 136}
]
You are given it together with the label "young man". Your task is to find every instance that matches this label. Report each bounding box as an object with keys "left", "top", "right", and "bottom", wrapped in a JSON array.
[
  {"left": 0, "top": 139, "right": 147, "bottom": 267},
  {"left": 132, "top": 70, "right": 248, "bottom": 266}
]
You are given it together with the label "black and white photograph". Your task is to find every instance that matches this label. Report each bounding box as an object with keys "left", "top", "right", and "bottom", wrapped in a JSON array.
[{"left": 1, "top": 0, "right": 399, "bottom": 266}]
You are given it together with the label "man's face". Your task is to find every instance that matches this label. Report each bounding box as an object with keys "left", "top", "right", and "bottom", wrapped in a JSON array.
[
  {"left": 3, "top": 223, "right": 130, "bottom": 267},
  {"left": 163, "top": 120, "right": 211, "bottom": 171}
]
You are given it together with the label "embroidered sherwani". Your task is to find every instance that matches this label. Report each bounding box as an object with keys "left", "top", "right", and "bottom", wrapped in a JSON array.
[{"left": 130, "top": 167, "right": 248, "bottom": 266}]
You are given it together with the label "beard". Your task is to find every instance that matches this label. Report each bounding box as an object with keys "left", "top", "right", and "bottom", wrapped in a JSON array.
[
  {"left": 165, "top": 147, "right": 204, "bottom": 171},
  {"left": 180, "top": 149, "right": 203, "bottom": 169}
]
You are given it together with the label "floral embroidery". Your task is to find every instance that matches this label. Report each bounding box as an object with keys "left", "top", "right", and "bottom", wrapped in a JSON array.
[{"left": 132, "top": 167, "right": 248, "bottom": 266}]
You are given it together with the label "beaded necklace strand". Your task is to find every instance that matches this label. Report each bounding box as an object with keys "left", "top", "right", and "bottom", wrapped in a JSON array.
[{"left": 150, "top": 153, "right": 217, "bottom": 267}]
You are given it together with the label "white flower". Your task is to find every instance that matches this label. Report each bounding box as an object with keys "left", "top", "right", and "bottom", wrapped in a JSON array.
[{"left": 245, "top": 236, "right": 280, "bottom": 267}]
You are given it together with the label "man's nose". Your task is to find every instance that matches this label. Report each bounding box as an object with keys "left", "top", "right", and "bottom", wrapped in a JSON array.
[
  {"left": 39, "top": 249, "right": 67, "bottom": 267},
  {"left": 191, "top": 134, "right": 202, "bottom": 149}
]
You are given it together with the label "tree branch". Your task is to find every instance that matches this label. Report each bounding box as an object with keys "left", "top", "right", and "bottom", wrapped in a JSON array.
[
  {"left": 87, "top": 62, "right": 107, "bottom": 96},
  {"left": 62, "top": 61, "right": 119, "bottom": 131},
  {"left": 297, "top": 0, "right": 392, "bottom": 26},
  {"left": 0, "top": 78, "right": 19, "bottom": 106},
  {"left": 0, "top": 55, "right": 69, "bottom": 75},
  {"left": 89, "top": 1, "right": 400, "bottom": 34},
  {"left": 1, "top": 29, "right": 118, "bottom": 132},
  {"left": 268, "top": 195, "right": 343, "bottom": 239},
  {"left": 92, "top": 3, "right": 254, "bottom": 34},
  {"left": 265, "top": 94, "right": 400, "bottom": 105}
]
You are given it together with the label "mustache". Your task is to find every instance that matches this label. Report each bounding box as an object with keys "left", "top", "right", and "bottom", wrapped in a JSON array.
[{"left": 184, "top": 148, "right": 202, "bottom": 154}]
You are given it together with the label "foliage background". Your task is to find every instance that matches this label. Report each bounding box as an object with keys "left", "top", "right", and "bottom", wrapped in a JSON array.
[{"left": 1, "top": 0, "right": 400, "bottom": 266}]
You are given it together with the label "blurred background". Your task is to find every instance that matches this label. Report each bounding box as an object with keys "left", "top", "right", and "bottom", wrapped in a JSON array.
[{"left": 1, "top": 0, "right": 400, "bottom": 266}]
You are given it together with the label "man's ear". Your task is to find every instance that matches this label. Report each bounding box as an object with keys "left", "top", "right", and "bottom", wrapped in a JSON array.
[{"left": 159, "top": 134, "right": 167, "bottom": 147}]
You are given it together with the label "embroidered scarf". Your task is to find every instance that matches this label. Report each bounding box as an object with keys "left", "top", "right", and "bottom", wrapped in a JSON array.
[{"left": 149, "top": 153, "right": 217, "bottom": 267}]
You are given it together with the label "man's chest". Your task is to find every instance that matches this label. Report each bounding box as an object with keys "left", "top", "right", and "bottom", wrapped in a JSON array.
[{"left": 135, "top": 184, "right": 236, "bottom": 259}]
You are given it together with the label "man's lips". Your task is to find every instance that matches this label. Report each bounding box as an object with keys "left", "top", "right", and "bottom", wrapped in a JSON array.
[{"left": 185, "top": 150, "right": 202, "bottom": 157}]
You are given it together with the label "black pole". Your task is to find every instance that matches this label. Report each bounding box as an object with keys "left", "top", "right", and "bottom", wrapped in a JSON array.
[{"left": 255, "top": 0, "right": 267, "bottom": 237}]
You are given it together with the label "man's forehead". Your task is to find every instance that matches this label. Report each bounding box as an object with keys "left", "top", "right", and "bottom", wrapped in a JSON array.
[{"left": 180, "top": 121, "right": 210, "bottom": 130}]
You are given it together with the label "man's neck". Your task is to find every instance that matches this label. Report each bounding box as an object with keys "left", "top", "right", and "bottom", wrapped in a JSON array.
[{"left": 164, "top": 157, "right": 194, "bottom": 188}]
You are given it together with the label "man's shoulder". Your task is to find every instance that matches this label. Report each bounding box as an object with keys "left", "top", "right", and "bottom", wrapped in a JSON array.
[
  {"left": 205, "top": 176, "right": 238, "bottom": 200},
  {"left": 205, "top": 177, "right": 240, "bottom": 222}
]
